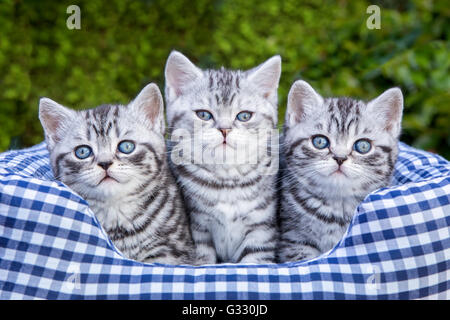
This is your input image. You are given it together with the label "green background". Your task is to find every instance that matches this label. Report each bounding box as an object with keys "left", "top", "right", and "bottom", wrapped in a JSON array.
[{"left": 0, "top": 0, "right": 449, "bottom": 158}]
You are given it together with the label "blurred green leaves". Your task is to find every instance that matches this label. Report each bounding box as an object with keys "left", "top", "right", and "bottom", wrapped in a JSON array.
[{"left": 0, "top": 0, "right": 448, "bottom": 158}]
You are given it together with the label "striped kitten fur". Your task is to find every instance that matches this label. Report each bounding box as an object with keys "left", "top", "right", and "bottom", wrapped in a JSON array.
[
  {"left": 165, "top": 51, "right": 281, "bottom": 264},
  {"left": 278, "top": 80, "right": 403, "bottom": 262},
  {"left": 39, "top": 83, "right": 195, "bottom": 265}
]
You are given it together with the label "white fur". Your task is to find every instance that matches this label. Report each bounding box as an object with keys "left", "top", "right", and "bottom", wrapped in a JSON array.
[
  {"left": 164, "top": 51, "right": 281, "bottom": 263},
  {"left": 39, "top": 84, "right": 195, "bottom": 264},
  {"left": 279, "top": 80, "right": 403, "bottom": 262}
]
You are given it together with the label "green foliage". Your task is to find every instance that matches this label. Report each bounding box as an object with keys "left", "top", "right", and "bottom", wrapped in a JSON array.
[{"left": 0, "top": 0, "right": 448, "bottom": 158}]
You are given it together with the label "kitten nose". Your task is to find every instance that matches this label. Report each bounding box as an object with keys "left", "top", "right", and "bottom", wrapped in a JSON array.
[
  {"left": 219, "top": 128, "right": 231, "bottom": 139},
  {"left": 98, "top": 161, "right": 113, "bottom": 170},
  {"left": 333, "top": 156, "right": 348, "bottom": 166}
]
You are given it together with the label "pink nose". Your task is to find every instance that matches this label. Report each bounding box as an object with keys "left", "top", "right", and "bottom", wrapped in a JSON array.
[
  {"left": 333, "top": 156, "right": 348, "bottom": 166},
  {"left": 98, "top": 161, "right": 112, "bottom": 170},
  {"left": 219, "top": 128, "right": 231, "bottom": 139}
]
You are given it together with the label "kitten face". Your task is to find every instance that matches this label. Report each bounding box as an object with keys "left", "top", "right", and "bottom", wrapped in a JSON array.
[
  {"left": 39, "top": 83, "right": 166, "bottom": 200},
  {"left": 165, "top": 51, "right": 281, "bottom": 167},
  {"left": 284, "top": 80, "right": 403, "bottom": 197}
]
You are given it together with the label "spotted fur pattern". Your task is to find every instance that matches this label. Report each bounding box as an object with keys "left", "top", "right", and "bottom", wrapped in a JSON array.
[
  {"left": 165, "top": 51, "right": 281, "bottom": 264},
  {"left": 39, "top": 84, "right": 195, "bottom": 265},
  {"left": 278, "top": 80, "right": 403, "bottom": 262}
]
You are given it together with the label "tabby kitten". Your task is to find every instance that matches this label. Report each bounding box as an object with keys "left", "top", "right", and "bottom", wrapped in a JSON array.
[
  {"left": 278, "top": 80, "right": 403, "bottom": 262},
  {"left": 39, "top": 83, "right": 195, "bottom": 265},
  {"left": 164, "top": 51, "right": 281, "bottom": 264}
]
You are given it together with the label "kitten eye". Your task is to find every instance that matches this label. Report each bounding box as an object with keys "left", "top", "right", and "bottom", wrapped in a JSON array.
[
  {"left": 118, "top": 140, "right": 135, "bottom": 154},
  {"left": 354, "top": 139, "right": 371, "bottom": 154},
  {"left": 195, "top": 110, "right": 213, "bottom": 121},
  {"left": 312, "top": 135, "right": 329, "bottom": 149},
  {"left": 236, "top": 111, "right": 253, "bottom": 122},
  {"left": 74, "top": 145, "right": 92, "bottom": 159}
]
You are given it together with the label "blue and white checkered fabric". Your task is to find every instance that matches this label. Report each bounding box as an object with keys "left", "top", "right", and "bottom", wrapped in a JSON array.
[{"left": 0, "top": 142, "right": 449, "bottom": 299}]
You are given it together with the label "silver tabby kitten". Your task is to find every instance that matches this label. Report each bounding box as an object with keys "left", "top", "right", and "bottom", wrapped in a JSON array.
[
  {"left": 278, "top": 80, "right": 403, "bottom": 262},
  {"left": 39, "top": 83, "right": 195, "bottom": 265},
  {"left": 164, "top": 51, "right": 281, "bottom": 264}
]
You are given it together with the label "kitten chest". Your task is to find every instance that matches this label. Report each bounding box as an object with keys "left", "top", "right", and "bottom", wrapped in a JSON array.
[{"left": 210, "top": 205, "right": 246, "bottom": 263}]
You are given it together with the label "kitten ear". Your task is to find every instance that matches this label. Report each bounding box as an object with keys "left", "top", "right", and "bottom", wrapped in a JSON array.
[
  {"left": 130, "top": 83, "right": 165, "bottom": 135},
  {"left": 286, "top": 80, "right": 323, "bottom": 127},
  {"left": 367, "top": 87, "right": 403, "bottom": 137},
  {"left": 39, "top": 97, "right": 76, "bottom": 149},
  {"left": 246, "top": 55, "right": 281, "bottom": 103},
  {"left": 165, "top": 50, "right": 203, "bottom": 102}
]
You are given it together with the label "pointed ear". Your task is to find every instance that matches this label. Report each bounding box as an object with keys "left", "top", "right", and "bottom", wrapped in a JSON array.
[
  {"left": 286, "top": 80, "right": 323, "bottom": 127},
  {"left": 39, "top": 98, "right": 76, "bottom": 148},
  {"left": 164, "top": 50, "right": 203, "bottom": 102},
  {"left": 367, "top": 87, "right": 403, "bottom": 137},
  {"left": 129, "top": 83, "right": 165, "bottom": 135},
  {"left": 246, "top": 55, "right": 281, "bottom": 103}
]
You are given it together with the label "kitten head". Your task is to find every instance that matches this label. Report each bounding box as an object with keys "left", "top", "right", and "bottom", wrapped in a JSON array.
[
  {"left": 164, "top": 51, "right": 281, "bottom": 167},
  {"left": 284, "top": 80, "right": 403, "bottom": 197},
  {"left": 39, "top": 83, "right": 166, "bottom": 200}
]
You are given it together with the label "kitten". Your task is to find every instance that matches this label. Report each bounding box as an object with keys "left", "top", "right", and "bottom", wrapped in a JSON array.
[
  {"left": 164, "top": 51, "right": 281, "bottom": 264},
  {"left": 278, "top": 80, "right": 403, "bottom": 262},
  {"left": 39, "top": 83, "right": 195, "bottom": 265}
]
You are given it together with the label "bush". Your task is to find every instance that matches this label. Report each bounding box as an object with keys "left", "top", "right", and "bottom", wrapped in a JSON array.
[{"left": 0, "top": 0, "right": 448, "bottom": 158}]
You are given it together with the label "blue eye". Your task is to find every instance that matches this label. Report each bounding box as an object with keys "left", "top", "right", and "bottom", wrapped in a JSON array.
[
  {"left": 118, "top": 141, "right": 135, "bottom": 154},
  {"left": 74, "top": 145, "right": 92, "bottom": 159},
  {"left": 236, "top": 111, "right": 252, "bottom": 122},
  {"left": 312, "top": 135, "right": 329, "bottom": 149},
  {"left": 354, "top": 139, "right": 371, "bottom": 154},
  {"left": 196, "top": 110, "right": 213, "bottom": 121}
]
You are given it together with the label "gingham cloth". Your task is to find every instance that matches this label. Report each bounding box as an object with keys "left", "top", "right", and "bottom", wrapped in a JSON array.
[{"left": 0, "top": 142, "right": 449, "bottom": 299}]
